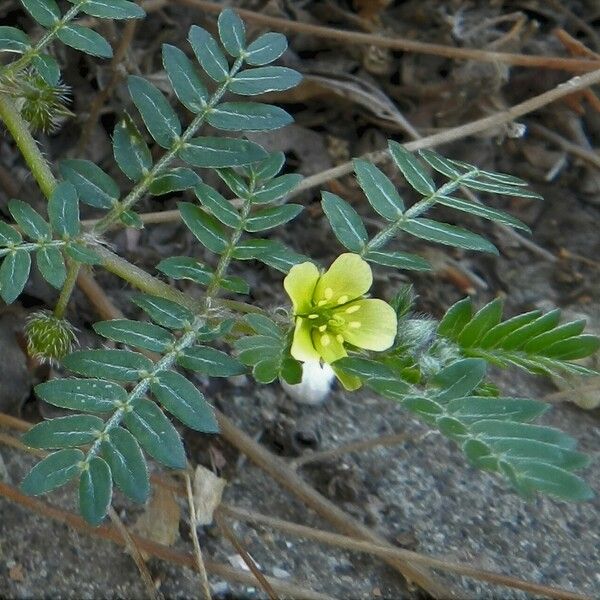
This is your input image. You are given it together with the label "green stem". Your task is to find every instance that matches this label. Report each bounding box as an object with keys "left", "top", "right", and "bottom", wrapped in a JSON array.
[
  {"left": 54, "top": 260, "right": 80, "bottom": 318},
  {"left": 361, "top": 169, "right": 479, "bottom": 255}
]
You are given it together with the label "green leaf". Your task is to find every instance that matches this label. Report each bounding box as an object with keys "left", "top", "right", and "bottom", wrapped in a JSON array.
[
  {"left": 151, "top": 370, "right": 218, "bottom": 432},
  {"left": 128, "top": 76, "right": 181, "bottom": 149},
  {"left": 119, "top": 209, "right": 144, "bottom": 230},
  {"left": 446, "top": 396, "right": 548, "bottom": 425},
  {"left": 0, "top": 222, "right": 22, "bottom": 246},
  {"left": 8, "top": 199, "right": 50, "bottom": 240},
  {"left": 354, "top": 159, "right": 404, "bottom": 220},
  {"left": 438, "top": 298, "right": 473, "bottom": 338},
  {"left": 101, "top": 427, "right": 149, "bottom": 503},
  {"left": 60, "top": 159, "right": 119, "bottom": 209},
  {"left": 244, "top": 314, "right": 282, "bottom": 338},
  {"left": 49, "top": 181, "right": 80, "bottom": 238},
  {"left": 79, "top": 456, "right": 112, "bottom": 525},
  {"left": 179, "top": 137, "right": 267, "bottom": 168},
  {"left": 178, "top": 202, "right": 229, "bottom": 253},
  {"left": 229, "top": 66, "right": 301, "bottom": 95},
  {"left": 0, "top": 251, "right": 31, "bottom": 304},
  {"left": 458, "top": 299, "right": 504, "bottom": 347},
  {"left": 65, "top": 242, "right": 101, "bottom": 265},
  {"left": 178, "top": 346, "right": 245, "bottom": 377},
  {"left": 22, "top": 0, "right": 61, "bottom": 28},
  {"left": 21, "top": 448, "right": 83, "bottom": 496},
  {"left": 389, "top": 141, "right": 436, "bottom": 196},
  {"left": 217, "top": 168, "right": 249, "bottom": 197},
  {"left": 245, "top": 204, "right": 303, "bottom": 232},
  {"left": 418, "top": 150, "right": 463, "bottom": 178},
  {"left": 433, "top": 358, "right": 487, "bottom": 401},
  {"left": 501, "top": 310, "right": 562, "bottom": 351},
  {"left": 400, "top": 218, "right": 498, "bottom": 254},
  {"left": 93, "top": 319, "right": 175, "bottom": 353},
  {"left": 252, "top": 174, "right": 302, "bottom": 204},
  {"left": 462, "top": 177, "right": 543, "bottom": 200},
  {"left": 158, "top": 256, "right": 213, "bottom": 286},
  {"left": 334, "top": 357, "right": 397, "bottom": 382},
  {"left": 437, "top": 196, "right": 529, "bottom": 231},
  {"left": 124, "top": 399, "right": 186, "bottom": 469},
  {"left": 113, "top": 115, "right": 152, "bottom": 182},
  {"left": 365, "top": 249, "right": 431, "bottom": 271},
  {"left": 36, "top": 378, "right": 126, "bottom": 413},
  {"left": 23, "top": 415, "right": 104, "bottom": 449},
  {"left": 218, "top": 8, "right": 246, "bottom": 57},
  {"left": 252, "top": 359, "right": 280, "bottom": 383},
  {"left": 195, "top": 183, "right": 241, "bottom": 228},
  {"left": 478, "top": 310, "right": 541, "bottom": 349},
  {"left": 36, "top": 246, "right": 66, "bottom": 288},
  {"left": 162, "top": 43, "right": 208, "bottom": 113},
  {"left": 207, "top": 102, "right": 293, "bottom": 132},
  {"left": 32, "top": 53, "right": 60, "bottom": 86},
  {"left": 321, "top": 191, "right": 367, "bottom": 252},
  {"left": 188, "top": 25, "right": 229, "bottom": 82},
  {"left": 132, "top": 294, "right": 193, "bottom": 330},
  {"left": 63, "top": 349, "right": 153, "bottom": 381},
  {"left": 245, "top": 32, "right": 287, "bottom": 66},
  {"left": 149, "top": 168, "right": 201, "bottom": 195},
  {"left": 470, "top": 420, "right": 575, "bottom": 449},
  {"left": 403, "top": 397, "right": 444, "bottom": 423},
  {"left": 57, "top": 24, "right": 112, "bottom": 58},
  {"left": 235, "top": 335, "right": 282, "bottom": 365},
  {"left": 544, "top": 335, "right": 600, "bottom": 360},
  {"left": 523, "top": 320, "right": 586, "bottom": 353},
  {"left": 251, "top": 151, "right": 285, "bottom": 181},
  {"left": 74, "top": 0, "right": 145, "bottom": 19},
  {"left": 0, "top": 26, "right": 31, "bottom": 53},
  {"left": 232, "top": 239, "right": 308, "bottom": 272}
]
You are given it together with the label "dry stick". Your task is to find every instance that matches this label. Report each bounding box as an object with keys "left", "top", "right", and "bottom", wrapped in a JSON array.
[
  {"left": 290, "top": 432, "right": 408, "bottom": 469},
  {"left": 183, "top": 472, "right": 212, "bottom": 600},
  {"left": 0, "top": 482, "right": 335, "bottom": 600},
  {"left": 220, "top": 505, "right": 590, "bottom": 600},
  {"left": 82, "top": 65, "right": 600, "bottom": 231},
  {"left": 214, "top": 511, "right": 280, "bottom": 600},
  {"left": 108, "top": 507, "right": 162, "bottom": 600},
  {"left": 170, "top": 0, "right": 600, "bottom": 73},
  {"left": 0, "top": 423, "right": 589, "bottom": 600},
  {"left": 214, "top": 411, "right": 448, "bottom": 598},
  {"left": 77, "top": 18, "right": 138, "bottom": 153}
]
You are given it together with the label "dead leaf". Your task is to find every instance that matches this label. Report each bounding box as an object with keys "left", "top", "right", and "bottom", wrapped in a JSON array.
[
  {"left": 193, "top": 464, "right": 226, "bottom": 526},
  {"left": 134, "top": 484, "right": 180, "bottom": 546}
]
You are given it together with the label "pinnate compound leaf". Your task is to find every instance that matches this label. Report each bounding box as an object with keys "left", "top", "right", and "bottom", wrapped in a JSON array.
[
  {"left": 188, "top": 25, "right": 229, "bottom": 82},
  {"left": 73, "top": 0, "right": 145, "bottom": 19},
  {"left": 251, "top": 152, "right": 285, "bottom": 181},
  {"left": 0, "top": 222, "right": 22, "bottom": 246},
  {"left": 63, "top": 349, "right": 153, "bottom": 381},
  {"left": 132, "top": 294, "right": 193, "bottom": 330},
  {"left": 179, "top": 137, "right": 267, "bottom": 168},
  {"left": 178, "top": 346, "right": 245, "bottom": 377},
  {"left": 49, "top": 181, "right": 80, "bottom": 238},
  {"left": 57, "top": 24, "right": 112, "bottom": 58},
  {"left": 124, "top": 399, "right": 187, "bottom": 469},
  {"left": 36, "top": 246, "right": 67, "bottom": 288},
  {"left": 218, "top": 8, "right": 246, "bottom": 57},
  {"left": 162, "top": 44, "right": 208, "bottom": 113},
  {"left": 36, "top": 378, "right": 126, "bottom": 413},
  {"left": 229, "top": 66, "right": 301, "bottom": 95},
  {"left": 207, "top": 102, "right": 293, "bottom": 131},
  {"left": 113, "top": 115, "right": 152, "bottom": 182},
  {"left": 128, "top": 76, "right": 181, "bottom": 149},
  {"left": 437, "top": 196, "right": 529, "bottom": 232},
  {"left": 252, "top": 174, "right": 302, "bottom": 204},
  {"left": 178, "top": 202, "right": 229, "bottom": 253},
  {"left": 22, "top": 0, "right": 61, "bottom": 28},
  {"left": 0, "top": 27, "right": 31, "bottom": 53},
  {"left": 8, "top": 199, "right": 50, "bottom": 241},
  {"left": 245, "top": 32, "right": 287, "bottom": 66},
  {"left": 365, "top": 250, "right": 431, "bottom": 272},
  {"left": 243, "top": 314, "right": 282, "bottom": 339},
  {"left": 23, "top": 415, "right": 104, "bottom": 449},
  {"left": 433, "top": 358, "right": 487, "bottom": 401},
  {"left": 79, "top": 456, "right": 112, "bottom": 525},
  {"left": 101, "top": 427, "right": 149, "bottom": 503},
  {"left": 0, "top": 251, "right": 31, "bottom": 304},
  {"left": 151, "top": 370, "right": 218, "bottom": 432},
  {"left": 245, "top": 204, "right": 303, "bottom": 232},
  {"left": 389, "top": 141, "right": 436, "bottom": 196},
  {"left": 158, "top": 256, "right": 212, "bottom": 286},
  {"left": 93, "top": 319, "right": 175, "bottom": 353},
  {"left": 457, "top": 298, "right": 504, "bottom": 347},
  {"left": 195, "top": 183, "right": 241, "bottom": 228},
  {"left": 446, "top": 396, "right": 548, "bottom": 425},
  {"left": 60, "top": 159, "right": 119, "bottom": 209},
  {"left": 321, "top": 191, "right": 367, "bottom": 252},
  {"left": 21, "top": 448, "right": 83, "bottom": 495},
  {"left": 149, "top": 167, "right": 201, "bottom": 196},
  {"left": 354, "top": 159, "right": 404, "bottom": 220}
]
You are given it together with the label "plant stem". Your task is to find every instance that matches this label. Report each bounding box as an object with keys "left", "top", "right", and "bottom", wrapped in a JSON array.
[{"left": 54, "top": 260, "right": 80, "bottom": 318}]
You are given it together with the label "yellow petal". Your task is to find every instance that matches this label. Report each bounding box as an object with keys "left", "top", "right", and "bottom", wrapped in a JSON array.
[
  {"left": 312, "top": 328, "right": 347, "bottom": 364},
  {"left": 339, "top": 299, "right": 397, "bottom": 351},
  {"left": 284, "top": 261, "right": 320, "bottom": 314},
  {"left": 290, "top": 318, "right": 320, "bottom": 361},
  {"left": 313, "top": 253, "right": 372, "bottom": 306}
]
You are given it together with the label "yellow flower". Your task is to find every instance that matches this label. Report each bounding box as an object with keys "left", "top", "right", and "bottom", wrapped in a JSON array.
[{"left": 284, "top": 253, "right": 397, "bottom": 390}]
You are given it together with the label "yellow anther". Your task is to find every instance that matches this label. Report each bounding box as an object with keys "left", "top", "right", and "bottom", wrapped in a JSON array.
[
  {"left": 337, "top": 295, "right": 349, "bottom": 304},
  {"left": 349, "top": 321, "right": 361, "bottom": 329},
  {"left": 308, "top": 314, "right": 319, "bottom": 319},
  {"left": 324, "top": 287, "right": 333, "bottom": 300},
  {"left": 317, "top": 299, "right": 328, "bottom": 307},
  {"left": 336, "top": 334, "right": 344, "bottom": 343},
  {"left": 318, "top": 324, "right": 327, "bottom": 332},
  {"left": 321, "top": 334, "right": 331, "bottom": 346},
  {"left": 345, "top": 305, "right": 360, "bottom": 314}
]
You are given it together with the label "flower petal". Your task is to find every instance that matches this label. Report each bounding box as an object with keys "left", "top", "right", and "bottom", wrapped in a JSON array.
[
  {"left": 339, "top": 299, "right": 397, "bottom": 350},
  {"left": 312, "top": 328, "right": 347, "bottom": 364},
  {"left": 284, "top": 261, "right": 320, "bottom": 314},
  {"left": 313, "top": 253, "right": 372, "bottom": 306},
  {"left": 290, "top": 318, "right": 320, "bottom": 361}
]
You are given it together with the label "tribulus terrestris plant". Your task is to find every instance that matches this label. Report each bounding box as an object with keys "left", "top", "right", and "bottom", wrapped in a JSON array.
[{"left": 0, "top": 0, "right": 597, "bottom": 531}]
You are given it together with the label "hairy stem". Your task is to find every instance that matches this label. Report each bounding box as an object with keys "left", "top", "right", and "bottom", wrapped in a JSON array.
[{"left": 54, "top": 259, "right": 80, "bottom": 318}]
